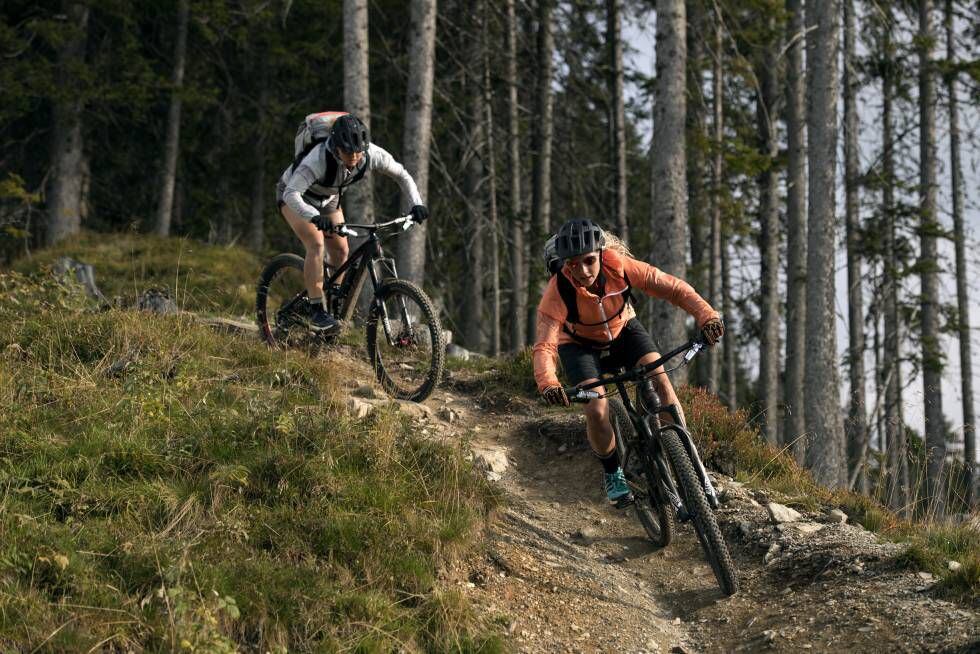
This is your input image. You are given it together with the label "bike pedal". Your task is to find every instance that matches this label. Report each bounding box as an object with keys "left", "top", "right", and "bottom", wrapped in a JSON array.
[{"left": 612, "top": 494, "right": 635, "bottom": 509}]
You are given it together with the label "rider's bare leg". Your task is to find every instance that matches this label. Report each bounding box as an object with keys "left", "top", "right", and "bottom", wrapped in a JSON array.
[
  {"left": 579, "top": 379, "right": 615, "bottom": 455},
  {"left": 636, "top": 351, "right": 687, "bottom": 428},
  {"left": 281, "top": 204, "right": 325, "bottom": 300},
  {"left": 322, "top": 208, "right": 349, "bottom": 284}
]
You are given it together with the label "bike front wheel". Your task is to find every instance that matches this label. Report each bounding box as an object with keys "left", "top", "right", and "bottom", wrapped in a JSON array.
[
  {"left": 366, "top": 279, "right": 445, "bottom": 402},
  {"left": 660, "top": 426, "right": 738, "bottom": 596},
  {"left": 610, "top": 399, "right": 673, "bottom": 547}
]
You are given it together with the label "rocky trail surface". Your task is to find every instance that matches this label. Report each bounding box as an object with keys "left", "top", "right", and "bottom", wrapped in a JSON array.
[{"left": 330, "top": 348, "right": 980, "bottom": 653}]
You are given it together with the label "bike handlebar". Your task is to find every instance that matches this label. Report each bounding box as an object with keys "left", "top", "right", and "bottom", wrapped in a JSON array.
[
  {"left": 565, "top": 336, "right": 707, "bottom": 402},
  {"left": 321, "top": 213, "right": 416, "bottom": 238}
]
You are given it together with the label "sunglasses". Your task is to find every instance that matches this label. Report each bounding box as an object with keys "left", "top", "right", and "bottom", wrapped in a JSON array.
[{"left": 569, "top": 254, "right": 599, "bottom": 267}]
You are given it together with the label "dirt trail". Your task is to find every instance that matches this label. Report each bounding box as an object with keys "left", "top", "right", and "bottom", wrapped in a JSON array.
[{"left": 331, "top": 353, "right": 978, "bottom": 654}]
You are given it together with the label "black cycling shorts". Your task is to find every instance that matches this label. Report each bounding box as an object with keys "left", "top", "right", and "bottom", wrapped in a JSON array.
[{"left": 558, "top": 318, "right": 659, "bottom": 387}]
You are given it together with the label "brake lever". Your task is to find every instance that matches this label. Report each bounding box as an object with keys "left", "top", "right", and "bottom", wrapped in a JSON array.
[{"left": 684, "top": 340, "right": 704, "bottom": 363}]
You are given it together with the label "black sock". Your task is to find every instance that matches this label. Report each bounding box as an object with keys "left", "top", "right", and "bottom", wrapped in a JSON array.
[
  {"left": 309, "top": 296, "right": 324, "bottom": 310},
  {"left": 596, "top": 448, "right": 620, "bottom": 474}
]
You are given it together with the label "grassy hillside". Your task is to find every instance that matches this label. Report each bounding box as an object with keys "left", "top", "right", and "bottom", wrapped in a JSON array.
[
  {"left": 0, "top": 269, "right": 501, "bottom": 651},
  {"left": 12, "top": 231, "right": 262, "bottom": 317}
]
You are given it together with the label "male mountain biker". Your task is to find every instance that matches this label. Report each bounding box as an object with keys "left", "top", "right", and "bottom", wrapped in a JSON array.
[
  {"left": 532, "top": 218, "right": 724, "bottom": 507},
  {"left": 276, "top": 113, "right": 429, "bottom": 335}
]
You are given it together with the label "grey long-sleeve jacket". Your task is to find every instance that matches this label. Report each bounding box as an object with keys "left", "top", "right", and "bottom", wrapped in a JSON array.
[{"left": 278, "top": 141, "right": 423, "bottom": 221}]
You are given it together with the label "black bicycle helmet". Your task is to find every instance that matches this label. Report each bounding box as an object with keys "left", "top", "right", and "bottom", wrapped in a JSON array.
[
  {"left": 554, "top": 218, "right": 605, "bottom": 260},
  {"left": 330, "top": 113, "right": 370, "bottom": 153}
]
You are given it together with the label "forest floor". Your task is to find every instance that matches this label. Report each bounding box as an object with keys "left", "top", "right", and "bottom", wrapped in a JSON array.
[{"left": 328, "top": 345, "right": 980, "bottom": 654}]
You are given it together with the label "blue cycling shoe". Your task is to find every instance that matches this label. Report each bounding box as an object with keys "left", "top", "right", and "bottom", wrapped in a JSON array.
[{"left": 604, "top": 468, "right": 634, "bottom": 508}]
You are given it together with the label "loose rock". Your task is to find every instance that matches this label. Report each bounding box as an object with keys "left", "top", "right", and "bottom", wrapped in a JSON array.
[{"left": 767, "top": 502, "right": 803, "bottom": 523}]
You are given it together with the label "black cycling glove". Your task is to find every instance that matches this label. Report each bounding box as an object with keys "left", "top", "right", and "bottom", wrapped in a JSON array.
[{"left": 410, "top": 204, "right": 430, "bottom": 223}]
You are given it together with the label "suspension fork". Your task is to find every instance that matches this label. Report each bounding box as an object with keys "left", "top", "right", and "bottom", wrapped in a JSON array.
[{"left": 368, "top": 255, "right": 415, "bottom": 346}]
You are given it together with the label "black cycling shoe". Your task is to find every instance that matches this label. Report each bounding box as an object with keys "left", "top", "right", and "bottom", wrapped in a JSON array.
[{"left": 310, "top": 305, "right": 340, "bottom": 336}]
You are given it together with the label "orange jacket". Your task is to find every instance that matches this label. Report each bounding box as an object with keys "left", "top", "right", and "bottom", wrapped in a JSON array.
[{"left": 532, "top": 249, "right": 719, "bottom": 392}]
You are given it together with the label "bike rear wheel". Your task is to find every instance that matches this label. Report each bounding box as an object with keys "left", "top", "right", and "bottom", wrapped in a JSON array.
[
  {"left": 256, "top": 253, "right": 324, "bottom": 352},
  {"left": 610, "top": 399, "right": 673, "bottom": 547},
  {"left": 366, "top": 279, "right": 445, "bottom": 402},
  {"left": 660, "top": 426, "right": 738, "bottom": 596}
]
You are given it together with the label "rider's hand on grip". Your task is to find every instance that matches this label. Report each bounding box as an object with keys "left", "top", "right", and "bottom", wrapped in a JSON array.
[
  {"left": 542, "top": 386, "right": 570, "bottom": 407},
  {"left": 410, "top": 204, "right": 429, "bottom": 223},
  {"left": 311, "top": 215, "right": 332, "bottom": 232},
  {"left": 701, "top": 317, "right": 725, "bottom": 346}
]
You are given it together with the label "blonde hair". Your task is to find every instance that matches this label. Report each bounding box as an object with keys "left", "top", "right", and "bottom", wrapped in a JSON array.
[{"left": 602, "top": 230, "right": 633, "bottom": 259}]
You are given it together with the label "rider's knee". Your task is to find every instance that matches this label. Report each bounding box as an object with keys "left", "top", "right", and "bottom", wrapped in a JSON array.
[
  {"left": 305, "top": 236, "right": 326, "bottom": 258},
  {"left": 584, "top": 397, "right": 608, "bottom": 422},
  {"left": 329, "top": 237, "right": 349, "bottom": 258}
]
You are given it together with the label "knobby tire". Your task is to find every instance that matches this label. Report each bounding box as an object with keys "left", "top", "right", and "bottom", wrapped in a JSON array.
[
  {"left": 660, "top": 426, "right": 738, "bottom": 596},
  {"left": 366, "top": 279, "right": 445, "bottom": 402}
]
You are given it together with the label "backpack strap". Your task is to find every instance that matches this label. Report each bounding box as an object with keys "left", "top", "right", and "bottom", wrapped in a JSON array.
[
  {"left": 556, "top": 273, "right": 579, "bottom": 324},
  {"left": 317, "top": 147, "right": 370, "bottom": 192}
]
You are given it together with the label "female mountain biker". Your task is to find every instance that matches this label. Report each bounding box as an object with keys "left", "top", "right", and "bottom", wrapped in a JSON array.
[
  {"left": 532, "top": 218, "right": 724, "bottom": 507},
  {"left": 275, "top": 113, "right": 429, "bottom": 335}
]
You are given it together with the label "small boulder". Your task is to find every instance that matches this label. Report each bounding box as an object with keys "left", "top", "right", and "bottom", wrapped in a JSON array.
[
  {"left": 948, "top": 560, "right": 962, "bottom": 572},
  {"left": 346, "top": 397, "right": 374, "bottom": 419},
  {"left": 767, "top": 502, "right": 803, "bottom": 523},
  {"left": 827, "top": 509, "right": 848, "bottom": 524},
  {"left": 791, "top": 522, "right": 824, "bottom": 535},
  {"left": 474, "top": 448, "right": 509, "bottom": 475}
]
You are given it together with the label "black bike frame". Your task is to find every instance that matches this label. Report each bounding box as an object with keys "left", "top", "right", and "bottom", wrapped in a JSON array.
[
  {"left": 573, "top": 339, "right": 721, "bottom": 510},
  {"left": 323, "top": 225, "right": 397, "bottom": 322}
]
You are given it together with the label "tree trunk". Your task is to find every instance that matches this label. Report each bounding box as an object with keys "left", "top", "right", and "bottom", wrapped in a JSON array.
[
  {"left": 686, "top": 0, "right": 708, "bottom": 389},
  {"left": 397, "top": 0, "right": 437, "bottom": 286},
  {"left": 155, "top": 0, "right": 190, "bottom": 237},
  {"left": 462, "top": 1, "right": 487, "bottom": 352},
  {"left": 47, "top": 1, "right": 89, "bottom": 246},
  {"left": 756, "top": 32, "right": 781, "bottom": 447},
  {"left": 483, "top": 7, "right": 501, "bottom": 357},
  {"left": 722, "top": 239, "right": 737, "bottom": 411},
  {"left": 783, "top": 0, "right": 807, "bottom": 463},
  {"left": 249, "top": 137, "right": 266, "bottom": 252},
  {"left": 608, "top": 0, "right": 628, "bottom": 243},
  {"left": 526, "top": 0, "right": 555, "bottom": 345},
  {"left": 946, "top": 0, "right": 975, "bottom": 509},
  {"left": 248, "top": 53, "right": 269, "bottom": 252},
  {"left": 707, "top": 17, "right": 723, "bottom": 395},
  {"left": 880, "top": 11, "right": 907, "bottom": 510},
  {"left": 804, "top": 0, "right": 847, "bottom": 488},
  {"left": 343, "top": 0, "right": 374, "bottom": 226},
  {"left": 506, "top": 0, "right": 527, "bottom": 351},
  {"left": 918, "top": 0, "right": 946, "bottom": 514},
  {"left": 650, "top": 0, "right": 688, "bottom": 363},
  {"left": 843, "top": 0, "right": 868, "bottom": 492}
]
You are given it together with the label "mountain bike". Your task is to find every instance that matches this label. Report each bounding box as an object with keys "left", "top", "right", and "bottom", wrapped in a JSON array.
[
  {"left": 566, "top": 337, "right": 738, "bottom": 596},
  {"left": 256, "top": 214, "right": 445, "bottom": 402}
]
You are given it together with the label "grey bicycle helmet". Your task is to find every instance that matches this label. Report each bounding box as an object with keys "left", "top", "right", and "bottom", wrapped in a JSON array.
[
  {"left": 330, "top": 113, "right": 370, "bottom": 153},
  {"left": 555, "top": 218, "right": 605, "bottom": 260}
]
